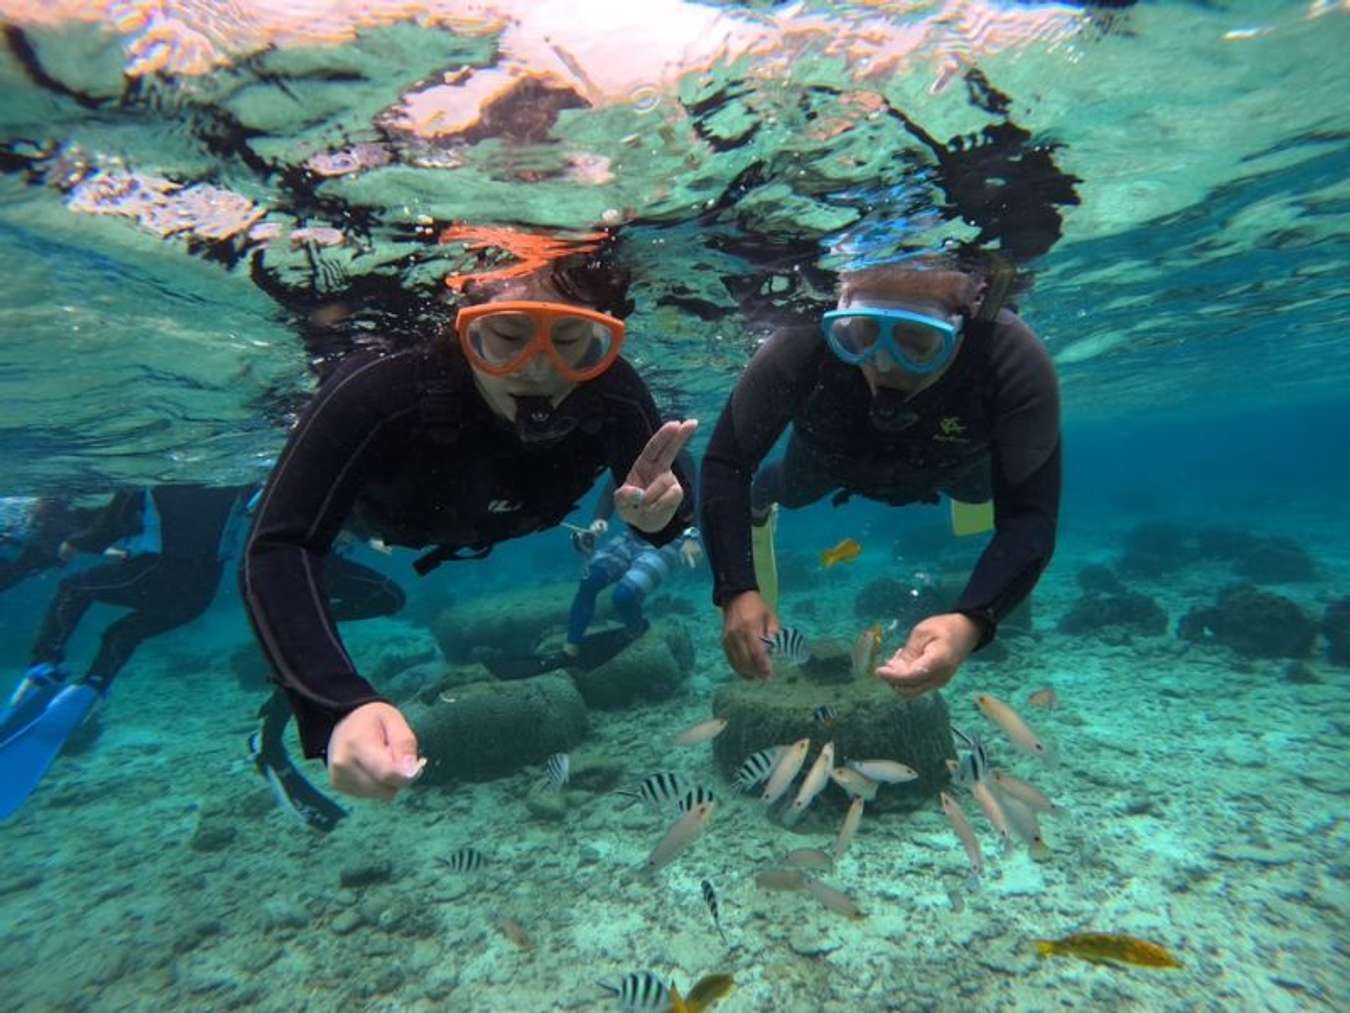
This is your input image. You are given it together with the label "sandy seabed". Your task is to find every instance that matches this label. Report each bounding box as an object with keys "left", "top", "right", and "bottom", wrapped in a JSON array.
[{"left": 1, "top": 512, "right": 1346, "bottom": 1012}]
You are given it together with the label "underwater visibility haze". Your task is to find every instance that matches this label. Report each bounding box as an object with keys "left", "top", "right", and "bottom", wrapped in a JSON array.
[{"left": 0, "top": 1, "right": 1347, "bottom": 1010}]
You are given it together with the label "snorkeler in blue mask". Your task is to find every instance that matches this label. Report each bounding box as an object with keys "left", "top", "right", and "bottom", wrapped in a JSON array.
[{"left": 701, "top": 252, "right": 1062, "bottom": 697}]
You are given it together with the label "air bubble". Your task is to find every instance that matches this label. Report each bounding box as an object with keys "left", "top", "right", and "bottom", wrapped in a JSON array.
[{"left": 629, "top": 84, "right": 661, "bottom": 113}]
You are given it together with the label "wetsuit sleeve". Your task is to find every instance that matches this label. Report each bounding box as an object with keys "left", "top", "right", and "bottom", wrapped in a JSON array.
[
  {"left": 700, "top": 326, "right": 822, "bottom": 606},
  {"left": 240, "top": 351, "right": 421, "bottom": 759},
  {"left": 62, "top": 491, "right": 145, "bottom": 554},
  {"left": 602, "top": 361, "right": 696, "bottom": 548},
  {"left": 953, "top": 313, "right": 1061, "bottom": 644}
]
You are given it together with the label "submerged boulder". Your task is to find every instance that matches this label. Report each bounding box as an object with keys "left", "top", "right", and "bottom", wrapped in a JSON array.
[
  {"left": 569, "top": 619, "right": 695, "bottom": 708},
  {"left": 1232, "top": 536, "right": 1316, "bottom": 584},
  {"left": 1323, "top": 597, "right": 1350, "bottom": 667},
  {"left": 409, "top": 673, "right": 587, "bottom": 784},
  {"left": 1058, "top": 591, "right": 1168, "bottom": 639},
  {"left": 1178, "top": 584, "right": 1316, "bottom": 660},
  {"left": 1076, "top": 564, "right": 1126, "bottom": 596},
  {"left": 431, "top": 581, "right": 580, "bottom": 665},
  {"left": 710, "top": 675, "right": 953, "bottom": 816}
]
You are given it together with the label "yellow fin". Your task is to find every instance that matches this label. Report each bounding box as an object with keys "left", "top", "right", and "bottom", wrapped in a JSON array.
[
  {"left": 684, "top": 973, "right": 735, "bottom": 1012},
  {"left": 950, "top": 498, "right": 994, "bottom": 537},
  {"left": 668, "top": 985, "right": 688, "bottom": 1013},
  {"left": 752, "top": 504, "right": 779, "bottom": 611}
]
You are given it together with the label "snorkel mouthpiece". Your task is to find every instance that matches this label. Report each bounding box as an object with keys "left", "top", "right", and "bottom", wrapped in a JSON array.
[
  {"left": 869, "top": 387, "right": 918, "bottom": 433},
  {"left": 512, "top": 395, "right": 576, "bottom": 445}
]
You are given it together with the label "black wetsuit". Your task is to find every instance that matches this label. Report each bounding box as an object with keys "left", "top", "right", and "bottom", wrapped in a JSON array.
[
  {"left": 700, "top": 309, "right": 1060, "bottom": 644},
  {"left": 0, "top": 499, "right": 102, "bottom": 593},
  {"left": 241, "top": 345, "right": 693, "bottom": 758},
  {"left": 29, "top": 485, "right": 249, "bottom": 690}
]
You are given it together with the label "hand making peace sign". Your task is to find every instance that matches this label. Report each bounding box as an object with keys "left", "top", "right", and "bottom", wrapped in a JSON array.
[{"left": 614, "top": 419, "right": 698, "bottom": 532}]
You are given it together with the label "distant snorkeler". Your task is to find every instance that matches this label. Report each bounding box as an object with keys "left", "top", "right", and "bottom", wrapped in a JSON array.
[
  {"left": 241, "top": 238, "right": 698, "bottom": 801},
  {"left": 701, "top": 249, "right": 1061, "bottom": 695},
  {"left": 0, "top": 484, "right": 407, "bottom": 825},
  {"left": 561, "top": 462, "right": 702, "bottom": 665}
]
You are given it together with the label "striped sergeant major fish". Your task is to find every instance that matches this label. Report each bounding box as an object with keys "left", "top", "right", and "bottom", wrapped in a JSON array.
[
  {"left": 731, "top": 747, "right": 783, "bottom": 792},
  {"left": 759, "top": 626, "right": 811, "bottom": 666},
  {"left": 437, "top": 847, "right": 487, "bottom": 874},
  {"left": 701, "top": 878, "right": 726, "bottom": 943},
  {"left": 543, "top": 752, "right": 570, "bottom": 790},
  {"left": 951, "top": 727, "right": 990, "bottom": 784},
  {"left": 618, "top": 771, "right": 690, "bottom": 812},
  {"left": 597, "top": 970, "right": 670, "bottom": 1009},
  {"left": 679, "top": 785, "right": 717, "bottom": 813}
]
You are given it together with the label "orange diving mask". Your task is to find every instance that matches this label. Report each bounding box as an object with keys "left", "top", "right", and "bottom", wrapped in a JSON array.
[{"left": 455, "top": 301, "right": 626, "bottom": 382}]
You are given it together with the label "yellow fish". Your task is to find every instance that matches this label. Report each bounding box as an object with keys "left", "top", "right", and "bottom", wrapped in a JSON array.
[
  {"left": 820, "top": 537, "right": 862, "bottom": 567},
  {"left": 670, "top": 973, "right": 736, "bottom": 1012},
  {"left": 850, "top": 623, "right": 883, "bottom": 679},
  {"left": 1034, "top": 933, "right": 1182, "bottom": 969}
]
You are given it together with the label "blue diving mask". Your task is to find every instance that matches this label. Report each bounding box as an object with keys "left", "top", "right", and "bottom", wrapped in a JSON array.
[{"left": 822, "top": 306, "right": 961, "bottom": 375}]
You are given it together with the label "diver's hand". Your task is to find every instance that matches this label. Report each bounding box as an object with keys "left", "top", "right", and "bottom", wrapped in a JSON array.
[
  {"left": 721, "top": 590, "right": 776, "bottom": 680},
  {"left": 679, "top": 539, "right": 703, "bottom": 568},
  {"left": 328, "top": 702, "right": 426, "bottom": 800},
  {"left": 876, "top": 613, "right": 981, "bottom": 697},
  {"left": 615, "top": 419, "right": 698, "bottom": 532}
]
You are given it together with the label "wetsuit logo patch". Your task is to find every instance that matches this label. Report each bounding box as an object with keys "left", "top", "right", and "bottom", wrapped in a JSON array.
[
  {"left": 934, "top": 416, "right": 969, "bottom": 443},
  {"left": 488, "top": 499, "right": 523, "bottom": 514}
]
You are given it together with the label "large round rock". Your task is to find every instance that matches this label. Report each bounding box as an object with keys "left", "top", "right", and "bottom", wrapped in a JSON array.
[
  {"left": 409, "top": 674, "right": 587, "bottom": 784},
  {"left": 711, "top": 675, "right": 954, "bottom": 814},
  {"left": 431, "top": 582, "right": 587, "bottom": 664},
  {"left": 569, "top": 619, "right": 695, "bottom": 708}
]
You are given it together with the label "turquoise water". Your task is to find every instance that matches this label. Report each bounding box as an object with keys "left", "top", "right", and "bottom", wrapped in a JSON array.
[{"left": 1, "top": 1, "right": 1347, "bottom": 1010}]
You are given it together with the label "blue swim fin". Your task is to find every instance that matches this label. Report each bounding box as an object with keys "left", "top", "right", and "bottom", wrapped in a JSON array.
[{"left": 0, "top": 682, "right": 99, "bottom": 820}]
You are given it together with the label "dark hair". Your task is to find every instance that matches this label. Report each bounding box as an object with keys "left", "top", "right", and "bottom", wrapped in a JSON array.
[{"left": 547, "top": 248, "right": 636, "bottom": 319}]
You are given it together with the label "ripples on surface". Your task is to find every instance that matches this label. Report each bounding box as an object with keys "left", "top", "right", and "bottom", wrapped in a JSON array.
[{"left": 0, "top": 0, "right": 1345, "bottom": 486}]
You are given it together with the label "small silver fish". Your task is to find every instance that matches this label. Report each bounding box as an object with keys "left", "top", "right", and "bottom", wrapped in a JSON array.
[
  {"left": 754, "top": 866, "right": 807, "bottom": 891},
  {"left": 761, "top": 738, "right": 810, "bottom": 805},
  {"left": 598, "top": 970, "right": 670, "bottom": 1010},
  {"left": 802, "top": 876, "right": 866, "bottom": 920},
  {"left": 829, "top": 766, "right": 879, "bottom": 801},
  {"left": 438, "top": 847, "right": 487, "bottom": 874},
  {"left": 672, "top": 716, "right": 727, "bottom": 746},
  {"left": 732, "top": 747, "right": 783, "bottom": 792},
  {"left": 833, "top": 797, "right": 864, "bottom": 861},
  {"left": 700, "top": 878, "right": 726, "bottom": 943},
  {"left": 991, "top": 768, "right": 1063, "bottom": 814},
  {"left": 785, "top": 741, "right": 834, "bottom": 823},
  {"left": 999, "top": 791, "right": 1052, "bottom": 860},
  {"left": 971, "top": 779, "right": 1011, "bottom": 844},
  {"left": 940, "top": 791, "right": 983, "bottom": 879},
  {"left": 812, "top": 704, "right": 837, "bottom": 727},
  {"left": 784, "top": 847, "right": 834, "bottom": 870},
  {"left": 642, "top": 801, "right": 716, "bottom": 874},
  {"left": 760, "top": 626, "right": 811, "bottom": 666},
  {"left": 543, "top": 752, "right": 570, "bottom": 790},
  {"left": 975, "top": 693, "right": 1057, "bottom": 767},
  {"left": 847, "top": 759, "right": 917, "bottom": 783}
]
